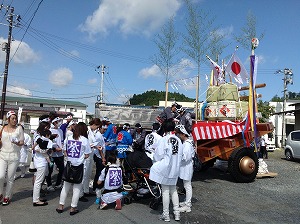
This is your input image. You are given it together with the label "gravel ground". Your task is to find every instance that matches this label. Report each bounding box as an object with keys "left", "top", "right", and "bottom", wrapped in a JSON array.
[
  {"left": 181, "top": 148, "right": 300, "bottom": 224},
  {"left": 0, "top": 149, "right": 299, "bottom": 224}
]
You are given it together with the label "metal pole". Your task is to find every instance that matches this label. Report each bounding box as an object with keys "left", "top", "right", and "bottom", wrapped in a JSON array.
[
  {"left": 0, "top": 7, "right": 14, "bottom": 124},
  {"left": 165, "top": 80, "right": 168, "bottom": 108},
  {"left": 100, "top": 65, "right": 106, "bottom": 104},
  {"left": 282, "top": 75, "right": 287, "bottom": 148},
  {"left": 195, "top": 75, "right": 199, "bottom": 121}
]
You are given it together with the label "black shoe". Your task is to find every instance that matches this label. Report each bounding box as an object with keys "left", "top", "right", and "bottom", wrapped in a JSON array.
[
  {"left": 56, "top": 208, "right": 63, "bottom": 213},
  {"left": 70, "top": 209, "right": 79, "bottom": 216},
  {"left": 84, "top": 192, "right": 96, "bottom": 197},
  {"left": 33, "top": 201, "right": 48, "bottom": 206},
  {"left": 79, "top": 196, "right": 88, "bottom": 202},
  {"left": 40, "top": 198, "right": 47, "bottom": 202}
]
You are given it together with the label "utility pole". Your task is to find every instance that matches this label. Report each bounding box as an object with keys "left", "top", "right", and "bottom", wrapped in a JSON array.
[
  {"left": 275, "top": 68, "right": 293, "bottom": 148},
  {"left": 0, "top": 6, "right": 14, "bottom": 124},
  {"left": 96, "top": 64, "right": 107, "bottom": 104}
]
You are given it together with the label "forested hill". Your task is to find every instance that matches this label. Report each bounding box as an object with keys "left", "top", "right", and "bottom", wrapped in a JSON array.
[{"left": 129, "top": 90, "right": 195, "bottom": 106}]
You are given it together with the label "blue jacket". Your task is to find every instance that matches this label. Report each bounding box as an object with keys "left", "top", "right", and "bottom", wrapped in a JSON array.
[
  {"left": 116, "top": 130, "right": 133, "bottom": 158},
  {"left": 103, "top": 123, "right": 118, "bottom": 150}
]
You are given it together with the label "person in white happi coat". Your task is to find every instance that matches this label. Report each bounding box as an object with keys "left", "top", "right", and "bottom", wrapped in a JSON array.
[
  {"left": 19, "top": 127, "right": 32, "bottom": 178},
  {"left": 97, "top": 153, "right": 123, "bottom": 210},
  {"left": 149, "top": 119, "right": 183, "bottom": 222},
  {"left": 46, "top": 116, "right": 64, "bottom": 191},
  {"left": 92, "top": 123, "right": 106, "bottom": 191},
  {"left": 32, "top": 126, "right": 52, "bottom": 206},
  {"left": 175, "top": 124, "right": 195, "bottom": 213},
  {"left": 144, "top": 122, "right": 162, "bottom": 161},
  {"left": 80, "top": 118, "right": 103, "bottom": 201},
  {"left": 56, "top": 122, "right": 92, "bottom": 215}
]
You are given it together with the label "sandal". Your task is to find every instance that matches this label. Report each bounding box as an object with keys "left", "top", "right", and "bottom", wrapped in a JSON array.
[
  {"left": 70, "top": 209, "right": 79, "bottom": 216},
  {"left": 56, "top": 208, "right": 64, "bottom": 213},
  {"left": 33, "top": 201, "right": 48, "bottom": 206}
]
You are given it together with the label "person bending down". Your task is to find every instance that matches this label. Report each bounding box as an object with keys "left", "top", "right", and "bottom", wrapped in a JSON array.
[
  {"left": 97, "top": 153, "right": 123, "bottom": 210},
  {"left": 33, "top": 129, "right": 54, "bottom": 167}
]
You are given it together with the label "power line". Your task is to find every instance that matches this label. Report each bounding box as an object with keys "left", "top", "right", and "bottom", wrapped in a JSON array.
[{"left": 9, "top": 0, "right": 44, "bottom": 63}]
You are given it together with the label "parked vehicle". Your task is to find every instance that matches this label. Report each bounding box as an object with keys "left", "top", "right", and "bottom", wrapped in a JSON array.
[
  {"left": 264, "top": 133, "right": 276, "bottom": 152},
  {"left": 285, "top": 130, "right": 300, "bottom": 161}
]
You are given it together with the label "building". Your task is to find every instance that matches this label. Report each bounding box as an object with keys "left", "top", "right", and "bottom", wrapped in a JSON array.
[
  {"left": 95, "top": 102, "right": 163, "bottom": 129},
  {"left": 1, "top": 96, "right": 89, "bottom": 131},
  {"left": 269, "top": 100, "right": 300, "bottom": 147}
]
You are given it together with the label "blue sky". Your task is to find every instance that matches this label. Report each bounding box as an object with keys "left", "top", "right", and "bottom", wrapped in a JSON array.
[{"left": 0, "top": 0, "right": 299, "bottom": 113}]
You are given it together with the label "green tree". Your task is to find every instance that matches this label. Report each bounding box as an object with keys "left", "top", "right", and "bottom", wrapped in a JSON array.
[
  {"left": 151, "top": 16, "right": 180, "bottom": 107},
  {"left": 181, "top": 0, "right": 226, "bottom": 119},
  {"left": 234, "top": 11, "right": 265, "bottom": 51},
  {"left": 257, "top": 100, "right": 274, "bottom": 123},
  {"left": 129, "top": 90, "right": 194, "bottom": 106},
  {"left": 271, "top": 94, "right": 283, "bottom": 102}
]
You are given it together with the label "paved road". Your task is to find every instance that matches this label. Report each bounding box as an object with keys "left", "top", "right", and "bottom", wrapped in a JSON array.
[{"left": 0, "top": 149, "right": 299, "bottom": 224}]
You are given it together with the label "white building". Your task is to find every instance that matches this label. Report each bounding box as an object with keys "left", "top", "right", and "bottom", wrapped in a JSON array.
[
  {"left": 268, "top": 100, "right": 299, "bottom": 147},
  {"left": 2, "top": 96, "right": 89, "bottom": 131}
]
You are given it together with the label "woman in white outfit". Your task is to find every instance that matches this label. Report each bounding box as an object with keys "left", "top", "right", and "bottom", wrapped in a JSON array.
[
  {"left": 149, "top": 119, "right": 183, "bottom": 222},
  {"left": 0, "top": 111, "right": 24, "bottom": 206},
  {"left": 144, "top": 122, "right": 162, "bottom": 161},
  {"left": 79, "top": 118, "right": 103, "bottom": 201},
  {"left": 46, "top": 116, "right": 64, "bottom": 191},
  {"left": 32, "top": 125, "right": 52, "bottom": 206},
  {"left": 175, "top": 124, "right": 195, "bottom": 213},
  {"left": 19, "top": 127, "right": 32, "bottom": 178},
  {"left": 56, "top": 122, "right": 91, "bottom": 215}
]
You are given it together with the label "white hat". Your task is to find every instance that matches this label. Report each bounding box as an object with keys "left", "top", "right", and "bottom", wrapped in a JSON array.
[
  {"left": 67, "top": 120, "right": 76, "bottom": 128},
  {"left": 102, "top": 117, "right": 111, "bottom": 122},
  {"left": 6, "top": 110, "right": 16, "bottom": 119},
  {"left": 176, "top": 106, "right": 185, "bottom": 113},
  {"left": 40, "top": 117, "right": 50, "bottom": 123},
  {"left": 66, "top": 114, "right": 73, "bottom": 120},
  {"left": 175, "top": 124, "right": 190, "bottom": 136},
  {"left": 101, "top": 125, "right": 108, "bottom": 129},
  {"left": 52, "top": 117, "right": 62, "bottom": 123}
]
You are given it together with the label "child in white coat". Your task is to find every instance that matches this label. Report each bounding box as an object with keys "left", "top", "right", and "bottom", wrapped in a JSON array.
[
  {"left": 149, "top": 119, "right": 183, "bottom": 222},
  {"left": 97, "top": 153, "right": 123, "bottom": 210},
  {"left": 175, "top": 125, "right": 195, "bottom": 213}
]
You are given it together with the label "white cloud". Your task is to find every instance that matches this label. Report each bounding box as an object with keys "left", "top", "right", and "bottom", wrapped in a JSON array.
[
  {"left": 7, "top": 86, "right": 32, "bottom": 97},
  {"left": 139, "top": 64, "right": 162, "bottom": 78},
  {"left": 170, "top": 58, "right": 195, "bottom": 78},
  {"left": 257, "top": 54, "right": 266, "bottom": 64},
  {"left": 88, "top": 78, "right": 97, "bottom": 84},
  {"left": 79, "top": 0, "right": 182, "bottom": 39},
  {"left": 214, "top": 25, "right": 234, "bottom": 38},
  {"left": 169, "top": 58, "right": 197, "bottom": 91},
  {"left": 70, "top": 50, "right": 80, "bottom": 57},
  {"left": 116, "top": 93, "right": 132, "bottom": 104},
  {"left": 49, "top": 67, "right": 73, "bottom": 87},
  {"left": 139, "top": 58, "right": 195, "bottom": 80},
  {"left": 0, "top": 37, "right": 39, "bottom": 64}
]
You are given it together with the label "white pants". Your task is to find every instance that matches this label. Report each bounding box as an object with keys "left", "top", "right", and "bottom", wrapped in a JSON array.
[
  {"left": 161, "top": 184, "right": 179, "bottom": 216},
  {"left": 59, "top": 181, "right": 82, "bottom": 208},
  {"left": 80, "top": 154, "right": 93, "bottom": 196},
  {"left": 0, "top": 158, "right": 19, "bottom": 198},
  {"left": 33, "top": 166, "right": 48, "bottom": 203},
  {"left": 183, "top": 180, "right": 192, "bottom": 207},
  {"left": 19, "top": 162, "right": 26, "bottom": 175},
  {"left": 101, "top": 192, "right": 123, "bottom": 204}
]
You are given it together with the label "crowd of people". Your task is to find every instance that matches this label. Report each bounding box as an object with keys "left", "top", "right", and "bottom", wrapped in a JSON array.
[{"left": 0, "top": 102, "right": 196, "bottom": 222}]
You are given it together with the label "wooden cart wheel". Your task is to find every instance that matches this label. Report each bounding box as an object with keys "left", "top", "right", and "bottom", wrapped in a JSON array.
[{"left": 228, "top": 148, "right": 258, "bottom": 183}]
